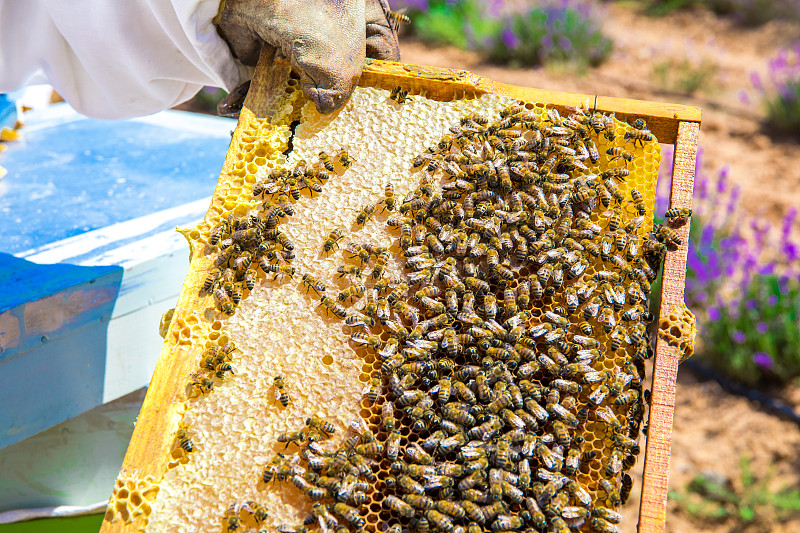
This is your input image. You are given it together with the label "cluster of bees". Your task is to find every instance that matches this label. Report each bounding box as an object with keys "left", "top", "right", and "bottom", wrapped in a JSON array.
[
  {"left": 203, "top": 148, "right": 355, "bottom": 316},
  {"left": 205, "top": 93, "right": 688, "bottom": 533}
]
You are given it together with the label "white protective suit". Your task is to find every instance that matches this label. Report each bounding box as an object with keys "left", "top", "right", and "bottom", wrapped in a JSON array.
[{"left": 0, "top": 1, "right": 249, "bottom": 119}]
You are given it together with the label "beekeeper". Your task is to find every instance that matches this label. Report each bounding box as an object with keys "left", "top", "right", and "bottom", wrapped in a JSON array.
[{"left": 0, "top": 0, "right": 400, "bottom": 118}]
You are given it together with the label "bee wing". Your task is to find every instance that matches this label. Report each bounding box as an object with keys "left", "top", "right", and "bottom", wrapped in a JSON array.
[
  {"left": 349, "top": 417, "right": 369, "bottom": 434},
  {"left": 274, "top": 387, "right": 282, "bottom": 401}
]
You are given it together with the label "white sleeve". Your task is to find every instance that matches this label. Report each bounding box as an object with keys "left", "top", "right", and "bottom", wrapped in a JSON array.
[{"left": 0, "top": 0, "right": 251, "bottom": 119}]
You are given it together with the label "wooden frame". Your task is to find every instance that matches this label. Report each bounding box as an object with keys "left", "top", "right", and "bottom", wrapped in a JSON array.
[{"left": 102, "top": 53, "right": 700, "bottom": 533}]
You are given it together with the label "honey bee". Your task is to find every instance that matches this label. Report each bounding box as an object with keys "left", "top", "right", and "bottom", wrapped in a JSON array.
[
  {"left": 187, "top": 372, "right": 214, "bottom": 397},
  {"left": 274, "top": 375, "right": 289, "bottom": 407},
  {"left": 665, "top": 207, "right": 692, "bottom": 223},
  {"left": 599, "top": 478, "right": 622, "bottom": 506},
  {"left": 241, "top": 501, "right": 269, "bottom": 524},
  {"left": 386, "top": 9, "right": 411, "bottom": 31},
  {"left": 339, "top": 150, "right": 355, "bottom": 169},
  {"left": 390, "top": 86, "right": 412, "bottom": 104},
  {"left": 332, "top": 503, "right": 365, "bottom": 528},
  {"left": 203, "top": 267, "right": 222, "bottom": 292},
  {"left": 174, "top": 423, "right": 193, "bottom": 453},
  {"left": 224, "top": 503, "right": 241, "bottom": 532},
  {"left": 655, "top": 223, "right": 682, "bottom": 246},
  {"left": 262, "top": 453, "right": 285, "bottom": 483},
  {"left": 602, "top": 168, "right": 630, "bottom": 182},
  {"left": 213, "top": 287, "right": 235, "bottom": 316},
  {"left": 263, "top": 264, "right": 295, "bottom": 280},
  {"left": 320, "top": 296, "right": 348, "bottom": 319},
  {"left": 381, "top": 182, "right": 397, "bottom": 212},
  {"left": 350, "top": 332, "right": 381, "bottom": 350},
  {"left": 318, "top": 151, "right": 335, "bottom": 172},
  {"left": 355, "top": 203, "right": 376, "bottom": 226},
  {"left": 306, "top": 416, "right": 336, "bottom": 436},
  {"left": 383, "top": 495, "right": 415, "bottom": 518},
  {"left": 625, "top": 128, "right": 654, "bottom": 147},
  {"left": 323, "top": 228, "right": 344, "bottom": 253},
  {"left": 620, "top": 473, "right": 633, "bottom": 504},
  {"left": 607, "top": 146, "right": 634, "bottom": 164}
]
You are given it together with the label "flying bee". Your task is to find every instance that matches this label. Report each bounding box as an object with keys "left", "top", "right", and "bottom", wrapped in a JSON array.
[
  {"left": 273, "top": 375, "right": 290, "bottom": 407},
  {"left": 390, "top": 86, "right": 412, "bottom": 104},
  {"left": 665, "top": 207, "right": 693, "bottom": 223},
  {"left": 386, "top": 9, "right": 411, "bottom": 31}
]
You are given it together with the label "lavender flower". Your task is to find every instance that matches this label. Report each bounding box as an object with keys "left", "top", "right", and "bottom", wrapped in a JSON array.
[
  {"left": 501, "top": 27, "right": 519, "bottom": 49},
  {"left": 753, "top": 352, "right": 773, "bottom": 371},
  {"left": 733, "top": 330, "right": 747, "bottom": 344}
]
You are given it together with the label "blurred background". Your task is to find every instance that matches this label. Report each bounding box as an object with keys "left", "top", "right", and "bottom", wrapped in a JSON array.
[{"left": 2, "top": 1, "right": 799, "bottom": 532}]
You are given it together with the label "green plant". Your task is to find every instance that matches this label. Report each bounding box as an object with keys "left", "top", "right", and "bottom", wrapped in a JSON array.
[
  {"left": 652, "top": 57, "right": 719, "bottom": 95},
  {"left": 636, "top": 0, "right": 800, "bottom": 24},
  {"left": 669, "top": 456, "right": 800, "bottom": 524},
  {"left": 398, "top": 0, "right": 612, "bottom": 68}
]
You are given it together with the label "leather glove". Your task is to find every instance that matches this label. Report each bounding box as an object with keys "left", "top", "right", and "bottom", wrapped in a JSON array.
[{"left": 216, "top": 0, "right": 400, "bottom": 114}]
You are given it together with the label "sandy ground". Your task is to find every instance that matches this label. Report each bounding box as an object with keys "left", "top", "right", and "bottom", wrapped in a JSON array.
[{"left": 398, "top": 4, "right": 800, "bottom": 532}]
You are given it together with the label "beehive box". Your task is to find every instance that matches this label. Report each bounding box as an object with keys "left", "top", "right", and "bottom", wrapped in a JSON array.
[{"left": 101, "top": 50, "right": 700, "bottom": 533}]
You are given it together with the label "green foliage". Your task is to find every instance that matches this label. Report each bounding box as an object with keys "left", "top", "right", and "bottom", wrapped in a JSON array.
[
  {"left": 764, "top": 80, "right": 800, "bottom": 136},
  {"left": 697, "top": 274, "right": 800, "bottom": 387},
  {"left": 635, "top": 0, "right": 800, "bottom": 24},
  {"left": 652, "top": 58, "right": 720, "bottom": 95},
  {"left": 406, "top": 0, "right": 612, "bottom": 68},
  {"left": 670, "top": 456, "right": 800, "bottom": 525}
]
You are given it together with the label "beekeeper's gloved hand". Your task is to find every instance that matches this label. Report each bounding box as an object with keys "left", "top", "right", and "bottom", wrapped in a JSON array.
[{"left": 216, "top": 0, "right": 400, "bottom": 114}]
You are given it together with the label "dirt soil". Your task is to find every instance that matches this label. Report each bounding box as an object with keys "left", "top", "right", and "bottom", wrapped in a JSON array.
[{"left": 399, "top": 4, "right": 800, "bottom": 532}]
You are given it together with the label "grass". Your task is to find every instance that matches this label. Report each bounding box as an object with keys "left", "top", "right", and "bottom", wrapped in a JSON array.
[
  {"left": 652, "top": 57, "right": 720, "bottom": 95},
  {"left": 669, "top": 456, "right": 800, "bottom": 525}
]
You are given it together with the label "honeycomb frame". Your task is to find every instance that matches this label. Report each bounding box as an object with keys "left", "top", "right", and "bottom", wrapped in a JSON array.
[{"left": 101, "top": 52, "right": 700, "bottom": 533}]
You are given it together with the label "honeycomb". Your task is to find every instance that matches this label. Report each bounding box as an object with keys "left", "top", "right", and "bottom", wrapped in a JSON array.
[
  {"left": 658, "top": 301, "right": 696, "bottom": 364},
  {"left": 105, "top": 475, "right": 161, "bottom": 527},
  {"left": 134, "top": 79, "right": 668, "bottom": 533}
]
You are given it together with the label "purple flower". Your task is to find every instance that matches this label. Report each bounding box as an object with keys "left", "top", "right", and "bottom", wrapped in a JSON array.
[
  {"left": 738, "top": 89, "right": 751, "bottom": 105},
  {"left": 750, "top": 71, "right": 763, "bottom": 92},
  {"left": 746, "top": 299, "right": 758, "bottom": 311},
  {"left": 559, "top": 36, "right": 573, "bottom": 52},
  {"left": 768, "top": 294, "right": 779, "bottom": 306},
  {"left": 756, "top": 322, "right": 769, "bottom": 334},
  {"left": 753, "top": 352, "right": 773, "bottom": 371},
  {"left": 501, "top": 27, "right": 519, "bottom": 49},
  {"left": 733, "top": 330, "right": 747, "bottom": 344},
  {"left": 708, "top": 306, "right": 721, "bottom": 321}
]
